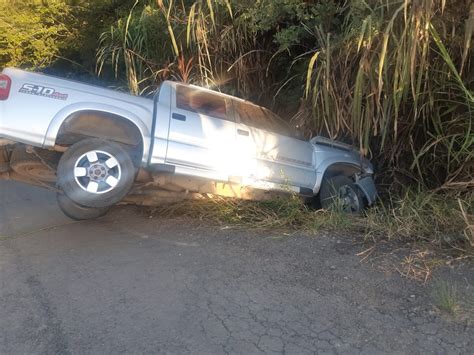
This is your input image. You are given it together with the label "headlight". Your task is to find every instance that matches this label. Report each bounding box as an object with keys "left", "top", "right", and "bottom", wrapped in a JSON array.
[{"left": 361, "top": 157, "right": 374, "bottom": 174}]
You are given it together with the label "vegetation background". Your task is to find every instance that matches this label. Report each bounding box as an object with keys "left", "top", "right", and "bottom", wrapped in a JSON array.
[{"left": 0, "top": 0, "right": 472, "bottom": 249}]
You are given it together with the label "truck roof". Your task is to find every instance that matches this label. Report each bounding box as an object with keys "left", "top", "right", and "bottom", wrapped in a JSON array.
[{"left": 167, "top": 80, "right": 248, "bottom": 103}]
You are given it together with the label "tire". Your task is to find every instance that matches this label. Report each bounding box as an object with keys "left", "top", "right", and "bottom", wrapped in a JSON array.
[
  {"left": 57, "top": 193, "right": 110, "bottom": 220},
  {"left": 57, "top": 138, "right": 136, "bottom": 208},
  {"left": 319, "top": 175, "right": 365, "bottom": 213}
]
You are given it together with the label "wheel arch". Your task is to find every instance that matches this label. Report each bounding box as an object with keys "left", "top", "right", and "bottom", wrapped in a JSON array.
[
  {"left": 44, "top": 103, "right": 151, "bottom": 166},
  {"left": 313, "top": 160, "right": 362, "bottom": 194}
]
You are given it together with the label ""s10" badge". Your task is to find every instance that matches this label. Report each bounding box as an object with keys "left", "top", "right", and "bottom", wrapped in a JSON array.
[{"left": 19, "top": 84, "right": 68, "bottom": 101}]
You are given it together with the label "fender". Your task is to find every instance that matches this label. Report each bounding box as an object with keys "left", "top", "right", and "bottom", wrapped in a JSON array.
[
  {"left": 43, "top": 102, "right": 152, "bottom": 163},
  {"left": 313, "top": 156, "right": 362, "bottom": 194}
]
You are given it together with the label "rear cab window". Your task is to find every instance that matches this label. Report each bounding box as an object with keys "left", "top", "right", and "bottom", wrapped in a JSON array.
[{"left": 176, "top": 85, "right": 230, "bottom": 121}]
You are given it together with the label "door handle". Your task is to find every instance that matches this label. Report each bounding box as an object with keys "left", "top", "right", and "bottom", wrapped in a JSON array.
[
  {"left": 237, "top": 129, "right": 249, "bottom": 136},
  {"left": 172, "top": 113, "right": 186, "bottom": 121}
]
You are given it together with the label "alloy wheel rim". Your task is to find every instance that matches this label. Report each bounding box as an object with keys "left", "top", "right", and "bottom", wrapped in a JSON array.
[
  {"left": 338, "top": 185, "right": 360, "bottom": 213},
  {"left": 73, "top": 150, "right": 121, "bottom": 194}
]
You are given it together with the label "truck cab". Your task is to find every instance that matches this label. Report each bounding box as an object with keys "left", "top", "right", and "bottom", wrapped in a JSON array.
[{"left": 149, "top": 82, "right": 316, "bottom": 195}]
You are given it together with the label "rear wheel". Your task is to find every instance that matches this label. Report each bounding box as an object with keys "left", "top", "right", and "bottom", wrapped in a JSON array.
[
  {"left": 319, "top": 175, "right": 364, "bottom": 213},
  {"left": 57, "top": 139, "right": 136, "bottom": 208},
  {"left": 57, "top": 193, "right": 109, "bottom": 220}
]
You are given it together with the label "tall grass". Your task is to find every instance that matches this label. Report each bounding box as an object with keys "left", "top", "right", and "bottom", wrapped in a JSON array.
[
  {"left": 96, "top": 1, "right": 278, "bottom": 99},
  {"left": 302, "top": 0, "right": 473, "bottom": 191}
]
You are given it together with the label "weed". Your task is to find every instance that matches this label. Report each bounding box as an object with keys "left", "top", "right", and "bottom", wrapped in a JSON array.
[
  {"left": 432, "top": 281, "right": 459, "bottom": 315},
  {"left": 363, "top": 190, "right": 473, "bottom": 252},
  {"left": 148, "top": 193, "right": 353, "bottom": 233}
]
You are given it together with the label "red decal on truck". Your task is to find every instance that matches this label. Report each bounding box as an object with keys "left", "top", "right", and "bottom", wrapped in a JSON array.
[{"left": 19, "top": 84, "right": 68, "bottom": 101}]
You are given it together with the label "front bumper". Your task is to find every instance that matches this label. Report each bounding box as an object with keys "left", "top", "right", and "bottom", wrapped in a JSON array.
[{"left": 355, "top": 176, "right": 377, "bottom": 205}]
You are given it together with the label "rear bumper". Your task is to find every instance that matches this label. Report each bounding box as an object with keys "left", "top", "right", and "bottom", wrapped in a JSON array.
[{"left": 355, "top": 176, "right": 377, "bottom": 205}]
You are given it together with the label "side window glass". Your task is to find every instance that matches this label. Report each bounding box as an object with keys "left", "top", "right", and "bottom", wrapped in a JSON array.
[
  {"left": 176, "top": 85, "right": 228, "bottom": 120},
  {"left": 234, "top": 101, "right": 271, "bottom": 131},
  {"left": 235, "top": 101, "right": 294, "bottom": 137},
  {"left": 261, "top": 108, "right": 294, "bottom": 137}
]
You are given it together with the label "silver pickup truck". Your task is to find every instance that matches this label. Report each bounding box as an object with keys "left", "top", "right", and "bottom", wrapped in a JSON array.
[{"left": 0, "top": 68, "right": 377, "bottom": 219}]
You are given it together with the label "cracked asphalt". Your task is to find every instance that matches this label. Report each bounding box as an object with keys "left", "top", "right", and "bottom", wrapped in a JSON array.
[{"left": 1, "top": 181, "right": 472, "bottom": 354}]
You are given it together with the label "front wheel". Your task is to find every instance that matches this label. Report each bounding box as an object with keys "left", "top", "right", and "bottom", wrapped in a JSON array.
[
  {"left": 319, "top": 175, "right": 365, "bottom": 213},
  {"left": 57, "top": 139, "right": 136, "bottom": 208}
]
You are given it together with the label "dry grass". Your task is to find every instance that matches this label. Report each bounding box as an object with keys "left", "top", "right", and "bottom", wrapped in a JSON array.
[
  {"left": 149, "top": 196, "right": 350, "bottom": 232},
  {"left": 364, "top": 190, "right": 473, "bottom": 251},
  {"left": 147, "top": 194, "right": 354, "bottom": 233},
  {"left": 146, "top": 189, "right": 473, "bottom": 257},
  {"left": 397, "top": 250, "right": 444, "bottom": 284}
]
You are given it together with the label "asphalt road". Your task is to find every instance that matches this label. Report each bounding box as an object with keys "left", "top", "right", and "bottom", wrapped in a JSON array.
[{"left": 0, "top": 181, "right": 472, "bottom": 354}]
